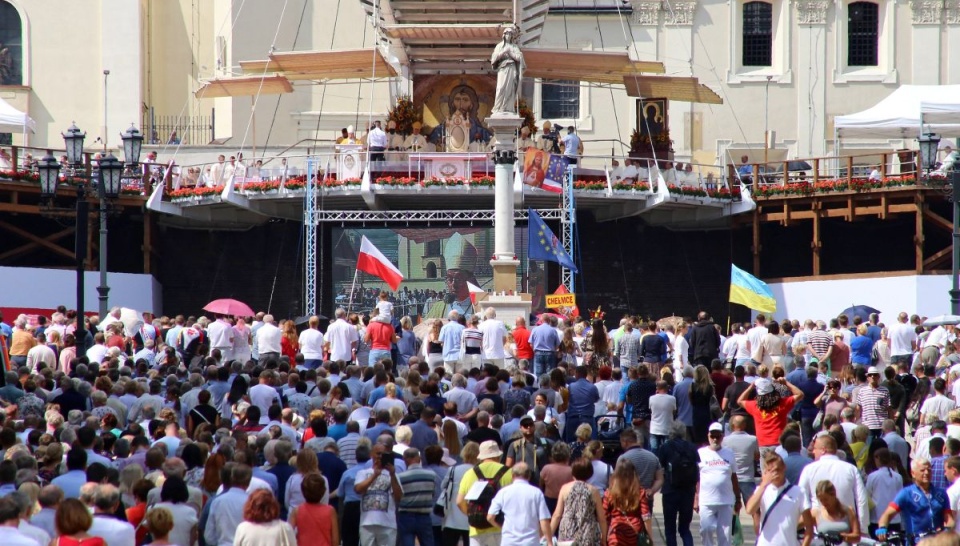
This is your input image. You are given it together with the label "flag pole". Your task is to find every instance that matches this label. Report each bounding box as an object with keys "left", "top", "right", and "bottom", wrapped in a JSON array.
[{"left": 347, "top": 268, "right": 359, "bottom": 314}]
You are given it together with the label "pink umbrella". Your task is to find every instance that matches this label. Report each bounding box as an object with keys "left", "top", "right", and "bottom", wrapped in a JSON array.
[{"left": 203, "top": 298, "right": 255, "bottom": 317}]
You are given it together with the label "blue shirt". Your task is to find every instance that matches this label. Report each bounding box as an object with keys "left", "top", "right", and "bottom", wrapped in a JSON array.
[
  {"left": 673, "top": 377, "right": 694, "bottom": 426},
  {"left": 782, "top": 452, "right": 812, "bottom": 486},
  {"left": 51, "top": 470, "right": 88, "bottom": 499},
  {"left": 328, "top": 423, "right": 348, "bottom": 441},
  {"left": 397, "top": 330, "right": 418, "bottom": 366},
  {"left": 439, "top": 322, "right": 465, "bottom": 361},
  {"left": 338, "top": 460, "right": 373, "bottom": 503},
  {"left": 867, "top": 325, "right": 882, "bottom": 343},
  {"left": 786, "top": 367, "right": 807, "bottom": 386},
  {"left": 851, "top": 336, "right": 875, "bottom": 366},
  {"left": 364, "top": 422, "right": 393, "bottom": 442},
  {"left": 501, "top": 417, "right": 522, "bottom": 445},
  {"left": 568, "top": 378, "right": 599, "bottom": 417},
  {"left": 892, "top": 484, "right": 950, "bottom": 536},
  {"left": 529, "top": 323, "right": 560, "bottom": 352},
  {"left": 408, "top": 419, "right": 439, "bottom": 452}
]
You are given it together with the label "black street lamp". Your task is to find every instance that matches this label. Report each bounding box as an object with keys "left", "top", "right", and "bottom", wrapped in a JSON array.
[{"left": 919, "top": 132, "right": 960, "bottom": 314}]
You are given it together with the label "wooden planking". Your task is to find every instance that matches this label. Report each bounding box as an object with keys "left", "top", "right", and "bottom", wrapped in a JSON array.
[
  {"left": 195, "top": 75, "right": 293, "bottom": 98},
  {"left": 523, "top": 49, "right": 664, "bottom": 84},
  {"left": 623, "top": 75, "right": 723, "bottom": 104},
  {"left": 240, "top": 49, "right": 398, "bottom": 80}
]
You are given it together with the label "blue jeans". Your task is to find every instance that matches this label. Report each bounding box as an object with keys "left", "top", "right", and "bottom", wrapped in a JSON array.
[
  {"left": 563, "top": 414, "right": 596, "bottom": 443},
  {"left": 650, "top": 434, "right": 668, "bottom": 456},
  {"left": 397, "top": 512, "right": 434, "bottom": 546},
  {"left": 303, "top": 359, "right": 322, "bottom": 370},
  {"left": 534, "top": 351, "right": 557, "bottom": 377},
  {"left": 369, "top": 349, "right": 392, "bottom": 366},
  {"left": 663, "top": 489, "right": 695, "bottom": 546}
]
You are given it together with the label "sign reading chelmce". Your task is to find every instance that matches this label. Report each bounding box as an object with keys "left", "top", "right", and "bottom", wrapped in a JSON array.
[{"left": 545, "top": 293, "right": 576, "bottom": 308}]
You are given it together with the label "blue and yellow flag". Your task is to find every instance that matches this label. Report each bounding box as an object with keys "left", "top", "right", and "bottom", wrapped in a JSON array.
[
  {"left": 528, "top": 209, "right": 578, "bottom": 273},
  {"left": 729, "top": 264, "right": 776, "bottom": 313}
]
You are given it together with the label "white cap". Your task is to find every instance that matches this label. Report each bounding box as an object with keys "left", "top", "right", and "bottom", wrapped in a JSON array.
[
  {"left": 708, "top": 422, "right": 724, "bottom": 433},
  {"left": 867, "top": 366, "right": 880, "bottom": 375}
]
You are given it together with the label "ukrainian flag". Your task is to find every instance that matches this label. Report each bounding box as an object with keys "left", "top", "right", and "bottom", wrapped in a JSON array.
[{"left": 729, "top": 264, "right": 777, "bottom": 313}]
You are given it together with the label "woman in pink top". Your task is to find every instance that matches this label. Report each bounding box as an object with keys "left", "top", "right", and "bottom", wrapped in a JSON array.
[
  {"left": 289, "top": 473, "right": 338, "bottom": 546},
  {"left": 539, "top": 442, "right": 575, "bottom": 514},
  {"left": 59, "top": 333, "right": 78, "bottom": 374}
]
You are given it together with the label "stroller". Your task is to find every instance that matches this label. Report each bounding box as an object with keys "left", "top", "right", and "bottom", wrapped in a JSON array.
[{"left": 597, "top": 412, "right": 626, "bottom": 466}]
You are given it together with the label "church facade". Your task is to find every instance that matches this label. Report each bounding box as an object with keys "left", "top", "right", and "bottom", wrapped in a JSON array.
[{"left": 2, "top": 0, "right": 959, "bottom": 170}]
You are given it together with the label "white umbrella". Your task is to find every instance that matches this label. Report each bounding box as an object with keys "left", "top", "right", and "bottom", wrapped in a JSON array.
[
  {"left": 119, "top": 307, "right": 144, "bottom": 337},
  {"left": 922, "top": 314, "right": 960, "bottom": 327}
]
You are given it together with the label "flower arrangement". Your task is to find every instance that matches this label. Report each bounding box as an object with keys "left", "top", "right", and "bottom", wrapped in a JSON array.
[
  {"left": 518, "top": 98, "right": 538, "bottom": 136},
  {"left": 119, "top": 185, "right": 142, "bottom": 196},
  {"left": 589, "top": 306, "right": 605, "bottom": 321},
  {"left": 706, "top": 187, "right": 741, "bottom": 200},
  {"left": 612, "top": 181, "right": 651, "bottom": 192},
  {"left": 282, "top": 176, "right": 309, "bottom": 190},
  {"left": 387, "top": 95, "right": 423, "bottom": 135},
  {"left": 471, "top": 176, "right": 495, "bottom": 187},
  {"left": 752, "top": 177, "right": 920, "bottom": 198},
  {"left": 629, "top": 128, "right": 672, "bottom": 151},
  {"left": 0, "top": 169, "right": 39, "bottom": 182},
  {"left": 322, "top": 177, "right": 361, "bottom": 188},
  {"left": 374, "top": 176, "right": 419, "bottom": 187},
  {"left": 573, "top": 180, "right": 606, "bottom": 191},
  {"left": 240, "top": 180, "right": 282, "bottom": 193},
  {"left": 425, "top": 177, "right": 464, "bottom": 187},
  {"left": 668, "top": 184, "right": 707, "bottom": 197},
  {"left": 166, "top": 185, "right": 224, "bottom": 200}
]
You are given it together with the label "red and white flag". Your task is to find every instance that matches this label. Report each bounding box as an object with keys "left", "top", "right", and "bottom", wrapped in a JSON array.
[
  {"left": 466, "top": 281, "right": 485, "bottom": 304},
  {"left": 356, "top": 235, "right": 404, "bottom": 290}
]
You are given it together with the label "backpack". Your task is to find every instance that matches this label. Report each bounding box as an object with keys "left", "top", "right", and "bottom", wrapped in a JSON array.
[
  {"left": 667, "top": 443, "right": 699, "bottom": 489},
  {"left": 466, "top": 465, "right": 509, "bottom": 529}
]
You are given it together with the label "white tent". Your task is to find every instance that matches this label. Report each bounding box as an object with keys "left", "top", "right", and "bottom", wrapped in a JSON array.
[
  {"left": 0, "top": 97, "right": 35, "bottom": 138},
  {"left": 834, "top": 85, "right": 960, "bottom": 139}
]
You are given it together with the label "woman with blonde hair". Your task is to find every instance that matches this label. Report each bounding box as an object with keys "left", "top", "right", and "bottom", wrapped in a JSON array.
[
  {"left": 425, "top": 320, "right": 444, "bottom": 368},
  {"left": 372, "top": 383, "right": 406, "bottom": 413},
  {"left": 603, "top": 459, "right": 650, "bottom": 545},
  {"left": 438, "top": 442, "right": 479, "bottom": 546},
  {"left": 441, "top": 419, "right": 462, "bottom": 462},
  {"left": 553, "top": 458, "right": 606, "bottom": 545},
  {"left": 559, "top": 327, "right": 583, "bottom": 366},
  {"left": 584, "top": 440, "right": 612, "bottom": 494},
  {"left": 143, "top": 507, "right": 179, "bottom": 546},
  {"left": 570, "top": 423, "right": 592, "bottom": 461},
  {"left": 849, "top": 424, "right": 871, "bottom": 470},
  {"left": 280, "top": 320, "right": 299, "bottom": 363},
  {"left": 811, "top": 480, "right": 860, "bottom": 543},
  {"left": 54, "top": 498, "right": 104, "bottom": 546},
  {"left": 388, "top": 405, "right": 405, "bottom": 427},
  {"left": 689, "top": 365, "right": 715, "bottom": 445},
  {"left": 284, "top": 451, "right": 328, "bottom": 513}
]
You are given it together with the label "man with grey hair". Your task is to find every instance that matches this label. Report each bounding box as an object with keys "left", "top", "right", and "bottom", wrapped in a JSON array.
[
  {"left": 326, "top": 308, "right": 359, "bottom": 363},
  {"left": 396, "top": 447, "right": 440, "bottom": 546},
  {"left": 487, "top": 461, "right": 552, "bottom": 546},
  {"left": 465, "top": 410, "right": 501, "bottom": 446},
  {"left": 479, "top": 308, "right": 507, "bottom": 369},
  {"left": 146, "top": 458, "right": 203, "bottom": 513},
  {"left": 29, "top": 486, "right": 61, "bottom": 538},
  {"left": 178, "top": 372, "right": 206, "bottom": 428},
  {"left": 90, "top": 390, "right": 118, "bottom": 422},
  {"left": 439, "top": 311, "right": 465, "bottom": 375},
  {"left": 90, "top": 485, "right": 135, "bottom": 546},
  {"left": 338, "top": 440, "right": 374, "bottom": 546},
  {"left": 443, "top": 374, "right": 478, "bottom": 422},
  {"left": 8, "top": 492, "right": 49, "bottom": 546},
  {"left": 255, "top": 314, "right": 281, "bottom": 362}
]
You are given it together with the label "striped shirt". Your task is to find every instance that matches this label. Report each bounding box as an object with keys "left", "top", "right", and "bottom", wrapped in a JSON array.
[
  {"left": 337, "top": 432, "right": 361, "bottom": 468},
  {"left": 806, "top": 330, "right": 834, "bottom": 358},
  {"left": 855, "top": 385, "right": 890, "bottom": 429},
  {"left": 617, "top": 446, "right": 662, "bottom": 490},
  {"left": 397, "top": 464, "right": 441, "bottom": 513},
  {"left": 463, "top": 328, "right": 483, "bottom": 352},
  {"left": 617, "top": 334, "right": 641, "bottom": 368}
]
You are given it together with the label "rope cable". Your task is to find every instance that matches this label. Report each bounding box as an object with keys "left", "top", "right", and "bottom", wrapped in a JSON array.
[{"left": 261, "top": 0, "right": 311, "bottom": 157}]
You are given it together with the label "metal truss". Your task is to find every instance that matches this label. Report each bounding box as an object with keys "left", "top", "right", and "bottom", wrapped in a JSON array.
[
  {"left": 304, "top": 158, "right": 319, "bottom": 316},
  {"left": 561, "top": 166, "right": 576, "bottom": 292},
  {"left": 306, "top": 208, "right": 564, "bottom": 223}
]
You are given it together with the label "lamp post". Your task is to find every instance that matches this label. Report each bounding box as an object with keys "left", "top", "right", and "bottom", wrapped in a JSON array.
[{"left": 919, "top": 133, "right": 960, "bottom": 314}]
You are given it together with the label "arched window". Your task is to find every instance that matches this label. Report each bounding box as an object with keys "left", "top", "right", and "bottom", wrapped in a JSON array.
[
  {"left": 0, "top": 1, "right": 22, "bottom": 85},
  {"left": 425, "top": 262, "right": 437, "bottom": 279},
  {"left": 742, "top": 1, "right": 773, "bottom": 67},
  {"left": 848, "top": 2, "right": 879, "bottom": 66}
]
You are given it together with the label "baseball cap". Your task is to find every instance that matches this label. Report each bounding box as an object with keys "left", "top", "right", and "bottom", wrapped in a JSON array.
[
  {"left": 755, "top": 378, "right": 774, "bottom": 396},
  {"left": 867, "top": 366, "right": 880, "bottom": 375},
  {"left": 708, "top": 422, "right": 724, "bottom": 433},
  {"left": 520, "top": 416, "right": 534, "bottom": 426}
]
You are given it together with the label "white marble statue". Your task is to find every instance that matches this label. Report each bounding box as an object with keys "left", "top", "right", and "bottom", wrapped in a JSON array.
[{"left": 491, "top": 26, "right": 524, "bottom": 115}]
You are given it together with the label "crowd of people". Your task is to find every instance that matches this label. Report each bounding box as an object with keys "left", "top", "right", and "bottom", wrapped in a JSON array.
[{"left": 1, "top": 304, "right": 960, "bottom": 546}]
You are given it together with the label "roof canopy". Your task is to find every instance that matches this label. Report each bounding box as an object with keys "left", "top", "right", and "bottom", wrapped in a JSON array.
[
  {"left": 523, "top": 49, "right": 664, "bottom": 84},
  {"left": 240, "top": 48, "right": 399, "bottom": 81},
  {"left": 0, "top": 97, "right": 36, "bottom": 134},
  {"left": 195, "top": 75, "right": 294, "bottom": 98},
  {"left": 835, "top": 85, "right": 960, "bottom": 139},
  {"left": 623, "top": 75, "right": 723, "bottom": 105}
]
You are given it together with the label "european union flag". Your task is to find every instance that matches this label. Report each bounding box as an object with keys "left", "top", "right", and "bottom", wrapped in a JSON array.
[
  {"left": 528, "top": 208, "right": 578, "bottom": 273},
  {"left": 541, "top": 154, "right": 568, "bottom": 193}
]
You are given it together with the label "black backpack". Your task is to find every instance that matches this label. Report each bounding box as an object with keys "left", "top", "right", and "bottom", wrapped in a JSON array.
[
  {"left": 466, "top": 465, "right": 509, "bottom": 529},
  {"left": 667, "top": 442, "right": 699, "bottom": 489}
]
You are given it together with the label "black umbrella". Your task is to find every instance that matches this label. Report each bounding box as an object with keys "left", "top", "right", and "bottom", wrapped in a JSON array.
[
  {"left": 294, "top": 314, "right": 329, "bottom": 326},
  {"left": 839, "top": 305, "right": 880, "bottom": 323},
  {"left": 774, "top": 160, "right": 814, "bottom": 172}
]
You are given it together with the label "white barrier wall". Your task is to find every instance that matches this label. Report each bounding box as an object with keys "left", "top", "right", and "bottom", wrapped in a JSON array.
[
  {"left": 0, "top": 267, "right": 162, "bottom": 315},
  {"left": 766, "top": 273, "right": 953, "bottom": 322}
]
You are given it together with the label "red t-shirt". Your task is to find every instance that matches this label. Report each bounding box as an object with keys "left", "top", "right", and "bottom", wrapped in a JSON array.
[
  {"left": 742, "top": 395, "right": 796, "bottom": 446},
  {"left": 367, "top": 321, "right": 395, "bottom": 350},
  {"left": 513, "top": 326, "right": 534, "bottom": 360}
]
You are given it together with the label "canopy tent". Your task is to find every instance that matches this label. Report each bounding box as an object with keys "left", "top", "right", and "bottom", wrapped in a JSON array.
[
  {"left": 834, "top": 85, "right": 960, "bottom": 139},
  {"left": 0, "top": 97, "right": 36, "bottom": 136}
]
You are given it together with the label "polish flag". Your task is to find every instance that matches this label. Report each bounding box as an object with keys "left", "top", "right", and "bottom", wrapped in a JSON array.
[
  {"left": 466, "top": 281, "right": 486, "bottom": 304},
  {"left": 356, "top": 236, "right": 404, "bottom": 290}
]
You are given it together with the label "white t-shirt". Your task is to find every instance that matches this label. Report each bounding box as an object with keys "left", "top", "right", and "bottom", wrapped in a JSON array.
[
  {"left": 488, "top": 480, "right": 551, "bottom": 546},
  {"left": 256, "top": 323, "right": 282, "bottom": 354},
  {"left": 948, "top": 478, "right": 960, "bottom": 532},
  {"left": 327, "top": 319, "right": 360, "bottom": 362},
  {"left": 921, "top": 394, "right": 956, "bottom": 421},
  {"left": 207, "top": 319, "right": 234, "bottom": 349},
  {"left": 249, "top": 383, "right": 280, "bottom": 424},
  {"left": 756, "top": 483, "right": 805, "bottom": 546},
  {"left": 865, "top": 467, "right": 902, "bottom": 524},
  {"left": 648, "top": 393, "right": 676, "bottom": 435},
  {"left": 697, "top": 446, "right": 738, "bottom": 507},
  {"left": 479, "top": 319, "right": 507, "bottom": 359},
  {"left": 298, "top": 328, "right": 325, "bottom": 360},
  {"left": 888, "top": 322, "right": 917, "bottom": 357},
  {"left": 746, "top": 325, "right": 767, "bottom": 353},
  {"left": 355, "top": 468, "right": 399, "bottom": 529},
  {"left": 376, "top": 301, "right": 393, "bottom": 322}
]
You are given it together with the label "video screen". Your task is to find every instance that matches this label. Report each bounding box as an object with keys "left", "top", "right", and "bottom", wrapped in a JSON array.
[{"left": 332, "top": 227, "right": 543, "bottom": 321}]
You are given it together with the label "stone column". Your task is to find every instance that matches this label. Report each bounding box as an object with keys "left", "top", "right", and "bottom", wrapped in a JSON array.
[
  {"left": 485, "top": 114, "right": 524, "bottom": 293},
  {"left": 796, "top": 0, "right": 831, "bottom": 158},
  {"left": 910, "top": 0, "right": 944, "bottom": 84}
]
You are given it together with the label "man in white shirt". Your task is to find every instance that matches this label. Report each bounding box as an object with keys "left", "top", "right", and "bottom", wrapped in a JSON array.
[
  {"left": 255, "top": 314, "right": 282, "bottom": 362},
  {"left": 354, "top": 445, "right": 403, "bottom": 546},
  {"left": 249, "top": 370, "right": 281, "bottom": 425},
  {"left": 25, "top": 333, "right": 56, "bottom": 372},
  {"left": 0, "top": 496, "right": 39, "bottom": 546},
  {"left": 648, "top": 380, "right": 676, "bottom": 454},
  {"left": 921, "top": 378, "right": 956, "bottom": 423},
  {"left": 89, "top": 485, "right": 135, "bottom": 546},
  {"left": 85, "top": 333, "right": 109, "bottom": 365},
  {"left": 561, "top": 126, "right": 582, "bottom": 165},
  {"left": 745, "top": 452, "right": 813, "bottom": 546},
  {"left": 745, "top": 314, "right": 768, "bottom": 360},
  {"left": 205, "top": 464, "right": 251, "bottom": 546},
  {"left": 947, "top": 456, "right": 960, "bottom": 532},
  {"left": 326, "top": 308, "right": 359, "bottom": 363},
  {"left": 206, "top": 315, "right": 235, "bottom": 363},
  {"left": 698, "top": 423, "right": 741, "bottom": 546},
  {"left": 887, "top": 312, "right": 917, "bottom": 367},
  {"left": 298, "top": 316, "right": 325, "bottom": 370},
  {"left": 478, "top": 308, "right": 507, "bottom": 368},
  {"left": 487, "top": 462, "right": 553, "bottom": 546},
  {"left": 366, "top": 122, "right": 388, "bottom": 162},
  {"left": 797, "top": 434, "right": 869, "bottom": 533}
]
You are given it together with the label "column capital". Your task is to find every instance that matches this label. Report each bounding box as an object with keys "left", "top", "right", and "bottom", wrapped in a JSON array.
[
  {"left": 796, "top": 0, "right": 833, "bottom": 24},
  {"left": 947, "top": 0, "right": 960, "bottom": 23},
  {"left": 910, "top": 0, "right": 945, "bottom": 23},
  {"left": 493, "top": 150, "right": 518, "bottom": 165},
  {"left": 664, "top": 1, "right": 697, "bottom": 25},
  {"left": 630, "top": 0, "right": 663, "bottom": 25}
]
